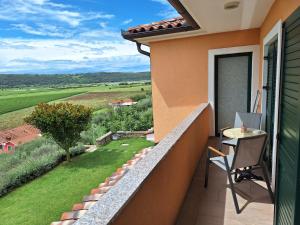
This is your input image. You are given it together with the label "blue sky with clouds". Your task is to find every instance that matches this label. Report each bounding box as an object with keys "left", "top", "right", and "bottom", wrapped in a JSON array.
[{"left": 0, "top": 0, "right": 178, "bottom": 74}]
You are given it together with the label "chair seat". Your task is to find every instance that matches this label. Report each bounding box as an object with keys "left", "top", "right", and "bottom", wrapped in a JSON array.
[
  {"left": 211, "top": 154, "right": 234, "bottom": 171},
  {"left": 222, "top": 138, "right": 238, "bottom": 146}
]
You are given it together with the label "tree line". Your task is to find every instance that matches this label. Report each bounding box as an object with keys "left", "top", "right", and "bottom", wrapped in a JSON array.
[{"left": 0, "top": 72, "right": 150, "bottom": 88}]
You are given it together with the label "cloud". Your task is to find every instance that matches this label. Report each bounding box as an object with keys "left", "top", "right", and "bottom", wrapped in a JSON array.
[
  {"left": 151, "top": 0, "right": 169, "bottom": 5},
  {"left": 99, "top": 22, "right": 108, "bottom": 28},
  {"left": 79, "top": 30, "right": 121, "bottom": 39},
  {"left": 122, "top": 19, "right": 133, "bottom": 25},
  {"left": 0, "top": 0, "right": 115, "bottom": 27},
  {"left": 0, "top": 1, "right": 150, "bottom": 73},
  {"left": 0, "top": 38, "right": 150, "bottom": 73},
  {"left": 151, "top": 0, "right": 179, "bottom": 18},
  {"left": 12, "top": 23, "right": 72, "bottom": 38}
]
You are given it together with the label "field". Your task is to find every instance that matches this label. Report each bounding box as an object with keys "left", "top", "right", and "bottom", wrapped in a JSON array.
[
  {"left": 0, "top": 90, "right": 84, "bottom": 115},
  {"left": 0, "top": 83, "right": 151, "bottom": 130},
  {"left": 0, "top": 138, "right": 154, "bottom": 225}
]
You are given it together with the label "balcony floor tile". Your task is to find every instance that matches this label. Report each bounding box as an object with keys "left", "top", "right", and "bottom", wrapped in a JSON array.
[{"left": 176, "top": 137, "right": 274, "bottom": 225}]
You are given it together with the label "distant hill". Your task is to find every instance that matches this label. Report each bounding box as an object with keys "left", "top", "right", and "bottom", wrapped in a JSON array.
[{"left": 0, "top": 72, "right": 151, "bottom": 88}]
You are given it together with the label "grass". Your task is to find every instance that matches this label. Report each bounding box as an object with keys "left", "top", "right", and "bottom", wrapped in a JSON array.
[
  {"left": 0, "top": 138, "right": 154, "bottom": 225},
  {"left": 0, "top": 138, "right": 85, "bottom": 196},
  {"left": 0, "top": 107, "right": 35, "bottom": 130},
  {"left": 0, "top": 83, "right": 151, "bottom": 130},
  {"left": 0, "top": 90, "right": 85, "bottom": 115}
]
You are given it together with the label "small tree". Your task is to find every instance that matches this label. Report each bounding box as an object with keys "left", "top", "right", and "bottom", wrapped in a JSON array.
[{"left": 25, "top": 103, "right": 92, "bottom": 162}]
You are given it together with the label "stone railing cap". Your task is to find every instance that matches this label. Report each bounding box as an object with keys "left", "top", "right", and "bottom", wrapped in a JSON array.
[{"left": 75, "top": 103, "right": 209, "bottom": 225}]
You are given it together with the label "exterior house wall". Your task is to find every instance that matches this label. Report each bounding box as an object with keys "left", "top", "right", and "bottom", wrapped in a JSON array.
[
  {"left": 0, "top": 141, "right": 15, "bottom": 153},
  {"left": 110, "top": 105, "right": 210, "bottom": 225},
  {"left": 259, "top": 0, "right": 300, "bottom": 86},
  {"left": 150, "top": 29, "right": 260, "bottom": 142},
  {"left": 150, "top": 0, "right": 300, "bottom": 142},
  {"left": 260, "top": 0, "right": 300, "bottom": 40}
]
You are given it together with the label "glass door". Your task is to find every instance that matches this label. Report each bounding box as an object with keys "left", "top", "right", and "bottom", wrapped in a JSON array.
[{"left": 215, "top": 53, "right": 252, "bottom": 135}]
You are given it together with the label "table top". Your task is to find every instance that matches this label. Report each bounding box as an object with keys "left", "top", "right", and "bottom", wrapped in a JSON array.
[{"left": 223, "top": 128, "right": 266, "bottom": 139}]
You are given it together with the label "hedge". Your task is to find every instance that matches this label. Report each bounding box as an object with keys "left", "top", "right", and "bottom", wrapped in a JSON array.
[{"left": 0, "top": 138, "right": 85, "bottom": 197}]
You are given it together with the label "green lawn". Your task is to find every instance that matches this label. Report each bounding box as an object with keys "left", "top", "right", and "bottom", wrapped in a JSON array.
[{"left": 0, "top": 138, "right": 154, "bottom": 225}]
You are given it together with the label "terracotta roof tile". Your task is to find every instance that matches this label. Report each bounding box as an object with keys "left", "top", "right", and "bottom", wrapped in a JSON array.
[
  {"left": 51, "top": 220, "right": 76, "bottom": 225},
  {"left": 0, "top": 124, "right": 40, "bottom": 145},
  {"left": 60, "top": 210, "right": 87, "bottom": 221},
  {"left": 72, "top": 202, "right": 96, "bottom": 211},
  {"left": 122, "top": 17, "right": 195, "bottom": 40},
  {"left": 110, "top": 99, "right": 134, "bottom": 104},
  {"left": 127, "top": 17, "right": 186, "bottom": 34}
]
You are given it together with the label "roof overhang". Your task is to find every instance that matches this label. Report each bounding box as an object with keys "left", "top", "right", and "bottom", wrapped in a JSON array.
[
  {"left": 124, "top": 0, "right": 275, "bottom": 45},
  {"left": 167, "top": 0, "right": 199, "bottom": 29},
  {"left": 122, "top": 1, "right": 201, "bottom": 45},
  {"left": 178, "top": 0, "right": 275, "bottom": 34},
  {"left": 122, "top": 24, "right": 196, "bottom": 42}
]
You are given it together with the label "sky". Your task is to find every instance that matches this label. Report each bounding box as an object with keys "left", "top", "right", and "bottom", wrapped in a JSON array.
[{"left": 0, "top": 0, "right": 178, "bottom": 74}]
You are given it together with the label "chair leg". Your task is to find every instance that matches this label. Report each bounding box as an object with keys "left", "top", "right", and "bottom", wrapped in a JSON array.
[
  {"left": 204, "top": 150, "right": 210, "bottom": 188},
  {"left": 225, "top": 158, "right": 240, "bottom": 214},
  {"left": 219, "top": 133, "right": 223, "bottom": 151},
  {"left": 261, "top": 164, "right": 274, "bottom": 203}
]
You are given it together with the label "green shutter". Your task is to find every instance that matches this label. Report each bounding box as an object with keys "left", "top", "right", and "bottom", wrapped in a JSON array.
[
  {"left": 276, "top": 6, "right": 300, "bottom": 225},
  {"left": 265, "top": 39, "right": 277, "bottom": 172}
]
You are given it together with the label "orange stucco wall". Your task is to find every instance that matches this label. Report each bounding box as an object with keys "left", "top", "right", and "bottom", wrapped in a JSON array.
[
  {"left": 151, "top": 29, "right": 260, "bottom": 141},
  {"left": 151, "top": 0, "right": 300, "bottom": 142},
  {"left": 259, "top": 0, "right": 300, "bottom": 87},
  {"left": 111, "top": 105, "right": 210, "bottom": 225},
  {"left": 260, "top": 0, "right": 300, "bottom": 39}
]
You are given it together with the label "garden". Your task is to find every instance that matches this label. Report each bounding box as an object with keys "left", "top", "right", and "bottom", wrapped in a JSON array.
[
  {"left": 0, "top": 91, "right": 154, "bottom": 225},
  {"left": 0, "top": 138, "right": 153, "bottom": 225}
]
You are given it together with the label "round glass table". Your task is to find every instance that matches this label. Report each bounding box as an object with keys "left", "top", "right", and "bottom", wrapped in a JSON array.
[{"left": 223, "top": 128, "right": 266, "bottom": 139}]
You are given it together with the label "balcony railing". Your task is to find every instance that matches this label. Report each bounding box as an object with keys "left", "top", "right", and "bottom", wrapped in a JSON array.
[{"left": 75, "top": 103, "right": 210, "bottom": 225}]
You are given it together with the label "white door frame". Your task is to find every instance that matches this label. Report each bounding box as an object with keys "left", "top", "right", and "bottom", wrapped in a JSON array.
[
  {"left": 208, "top": 45, "right": 260, "bottom": 136},
  {"left": 262, "top": 20, "right": 283, "bottom": 191}
]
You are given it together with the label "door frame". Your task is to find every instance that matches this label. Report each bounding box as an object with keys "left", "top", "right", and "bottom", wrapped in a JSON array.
[
  {"left": 262, "top": 20, "right": 283, "bottom": 191},
  {"left": 208, "top": 45, "right": 260, "bottom": 136},
  {"left": 214, "top": 52, "right": 253, "bottom": 135}
]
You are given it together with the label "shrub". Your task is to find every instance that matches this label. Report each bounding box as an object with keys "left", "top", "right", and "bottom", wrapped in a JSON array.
[
  {"left": 0, "top": 138, "right": 85, "bottom": 196},
  {"left": 81, "top": 125, "right": 107, "bottom": 145},
  {"left": 135, "top": 97, "right": 152, "bottom": 111},
  {"left": 131, "top": 93, "right": 147, "bottom": 102},
  {"left": 100, "top": 96, "right": 153, "bottom": 132}
]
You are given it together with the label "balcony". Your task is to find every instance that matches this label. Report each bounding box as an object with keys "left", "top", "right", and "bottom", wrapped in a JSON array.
[
  {"left": 176, "top": 137, "right": 274, "bottom": 225},
  {"left": 75, "top": 103, "right": 273, "bottom": 225}
]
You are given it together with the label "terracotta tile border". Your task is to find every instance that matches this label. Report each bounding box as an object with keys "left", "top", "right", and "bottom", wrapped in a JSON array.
[{"left": 50, "top": 147, "right": 154, "bottom": 225}]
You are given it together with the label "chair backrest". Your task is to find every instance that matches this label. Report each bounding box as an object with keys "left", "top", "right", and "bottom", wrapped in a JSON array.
[
  {"left": 234, "top": 112, "right": 262, "bottom": 129},
  {"left": 231, "top": 134, "right": 268, "bottom": 170}
]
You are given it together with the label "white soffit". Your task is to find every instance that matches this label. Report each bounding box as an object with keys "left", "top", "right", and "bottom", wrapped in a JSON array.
[
  {"left": 180, "top": 0, "right": 275, "bottom": 33},
  {"left": 136, "top": 0, "right": 275, "bottom": 45}
]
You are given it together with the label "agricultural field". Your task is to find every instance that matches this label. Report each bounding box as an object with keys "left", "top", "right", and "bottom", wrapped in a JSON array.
[
  {"left": 0, "top": 90, "right": 84, "bottom": 115},
  {"left": 0, "top": 83, "right": 151, "bottom": 130}
]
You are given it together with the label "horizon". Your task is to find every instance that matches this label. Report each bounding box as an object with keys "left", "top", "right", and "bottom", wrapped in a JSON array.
[
  {"left": 0, "top": 0, "right": 178, "bottom": 74},
  {"left": 0, "top": 71, "right": 151, "bottom": 76}
]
